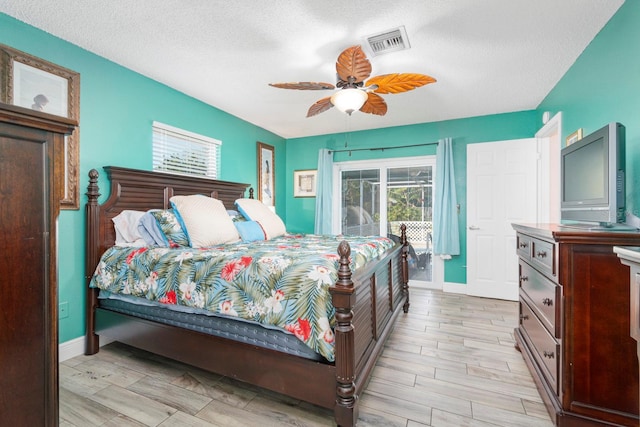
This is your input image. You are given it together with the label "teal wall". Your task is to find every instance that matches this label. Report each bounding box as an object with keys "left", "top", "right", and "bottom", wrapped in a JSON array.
[
  {"left": 286, "top": 0, "right": 640, "bottom": 285},
  {"left": 286, "top": 111, "right": 539, "bottom": 284},
  {"left": 1, "top": 0, "right": 635, "bottom": 345},
  {"left": 0, "top": 14, "right": 286, "bottom": 343},
  {"left": 538, "top": 0, "right": 640, "bottom": 219}
]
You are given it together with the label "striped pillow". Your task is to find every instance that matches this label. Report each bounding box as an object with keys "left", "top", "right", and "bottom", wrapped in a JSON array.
[{"left": 170, "top": 195, "right": 240, "bottom": 247}]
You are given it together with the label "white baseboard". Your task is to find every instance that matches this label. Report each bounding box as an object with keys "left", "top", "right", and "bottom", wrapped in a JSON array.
[
  {"left": 442, "top": 281, "right": 467, "bottom": 294},
  {"left": 58, "top": 337, "right": 85, "bottom": 362},
  {"left": 59, "top": 335, "right": 115, "bottom": 362},
  {"left": 409, "top": 279, "right": 442, "bottom": 290}
]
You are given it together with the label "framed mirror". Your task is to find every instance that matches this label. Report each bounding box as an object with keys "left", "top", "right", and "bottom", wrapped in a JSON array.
[{"left": 0, "top": 44, "right": 81, "bottom": 209}]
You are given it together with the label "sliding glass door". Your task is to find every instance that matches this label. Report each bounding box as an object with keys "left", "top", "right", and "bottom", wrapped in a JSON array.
[
  {"left": 341, "top": 169, "right": 380, "bottom": 236},
  {"left": 387, "top": 166, "right": 433, "bottom": 282},
  {"left": 334, "top": 156, "right": 435, "bottom": 284}
]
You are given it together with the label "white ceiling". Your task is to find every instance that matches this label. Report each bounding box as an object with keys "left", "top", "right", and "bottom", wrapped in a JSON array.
[{"left": 0, "top": 1, "right": 624, "bottom": 139}]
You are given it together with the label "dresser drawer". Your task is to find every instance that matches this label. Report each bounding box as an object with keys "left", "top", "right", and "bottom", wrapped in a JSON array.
[
  {"left": 519, "top": 261, "right": 560, "bottom": 337},
  {"left": 516, "top": 234, "right": 532, "bottom": 261},
  {"left": 530, "top": 237, "right": 555, "bottom": 280},
  {"left": 520, "top": 302, "right": 559, "bottom": 394}
]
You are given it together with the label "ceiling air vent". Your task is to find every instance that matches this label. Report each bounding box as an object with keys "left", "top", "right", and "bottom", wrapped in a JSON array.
[{"left": 365, "top": 26, "right": 410, "bottom": 56}]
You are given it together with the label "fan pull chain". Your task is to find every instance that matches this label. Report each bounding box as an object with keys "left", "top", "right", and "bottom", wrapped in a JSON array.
[{"left": 344, "top": 114, "right": 351, "bottom": 149}]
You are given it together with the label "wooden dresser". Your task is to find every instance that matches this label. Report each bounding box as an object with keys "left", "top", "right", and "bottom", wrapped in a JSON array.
[
  {"left": 513, "top": 223, "right": 640, "bottom": 426},
  {"left": 615, "top": 246, "right": 640, "bottom": 414},
  {"left": 0, "top": 103, "right": 76, "bottom": 425}
]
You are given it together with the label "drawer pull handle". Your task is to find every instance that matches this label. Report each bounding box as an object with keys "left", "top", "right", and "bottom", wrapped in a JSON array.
[
  {"left": 542, "top": 298, "right": 553, "bottom": 306},
  {"left": 543, "top": 350, "right": 555, "bottom": 359},
  {"left": 520, "top": 314, "right": 529, "bottom": 321},
  {"left": 520, "top": 276, "right": 529, "bottom": 282},
  {"left": 536, "top": 251, "right": 547, "bottom": 258},
  {"left": 519, "top": 242, "right": 528, "bottom": 249}
]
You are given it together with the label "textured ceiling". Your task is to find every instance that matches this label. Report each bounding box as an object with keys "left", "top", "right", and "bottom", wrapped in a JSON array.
[{"left": 0, "top": 1, "right": 624, "bottom": 138}]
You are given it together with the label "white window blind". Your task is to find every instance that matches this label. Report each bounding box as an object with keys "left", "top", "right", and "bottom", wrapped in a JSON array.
[{"left": 152, "top": 121, "right": 221, "bottom": 178}]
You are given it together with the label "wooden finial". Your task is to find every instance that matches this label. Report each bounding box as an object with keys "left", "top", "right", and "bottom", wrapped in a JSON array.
[{"left": 86, "top": 169, "right": 100, "bottom": 203}]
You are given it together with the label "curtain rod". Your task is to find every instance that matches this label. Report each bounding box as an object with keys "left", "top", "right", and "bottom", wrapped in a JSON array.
[{"left": 328, "top": 141, "right": 439, "bottom": 154}]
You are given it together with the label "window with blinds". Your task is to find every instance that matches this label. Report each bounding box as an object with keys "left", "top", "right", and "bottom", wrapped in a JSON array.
[{"left": 152, "top": 121, "right": 221, "bottom": 178}]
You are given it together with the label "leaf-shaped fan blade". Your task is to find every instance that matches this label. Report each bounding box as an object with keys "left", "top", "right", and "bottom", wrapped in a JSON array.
[
  {"left": 307, "top": 96, "right": 334, "bottom": 117},
  {"left": 365, "top": 73, "right": 436, "bottom": 94},
  {"left": 336, "top": 45, "right": 372, "bottom": 84},
  {"left": 269, "top": 82, "right": 335, "bottom": 90},
  {"left": 359, "top": 92, "right": 387, "bottom": 116}
]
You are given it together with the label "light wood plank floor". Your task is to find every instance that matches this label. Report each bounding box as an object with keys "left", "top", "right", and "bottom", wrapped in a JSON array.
[{"left": 60, "top": 288, "right": 554, "bottom": 426}]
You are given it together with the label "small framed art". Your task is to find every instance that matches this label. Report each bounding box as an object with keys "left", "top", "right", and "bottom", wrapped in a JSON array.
[
  {"left": 566, "top": 128, "right": 583, "bottom": 146},
  {"left": 293, "top": 169, "right": 317, "bottom": 197}
]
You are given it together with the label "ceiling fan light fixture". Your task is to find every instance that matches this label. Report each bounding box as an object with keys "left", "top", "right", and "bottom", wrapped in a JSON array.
[
  {"left": 271, "top": 45, "right": 432, "bottom": 118},
  {"left": 331, "top": 88, "right": 368, "bottom": 115}
]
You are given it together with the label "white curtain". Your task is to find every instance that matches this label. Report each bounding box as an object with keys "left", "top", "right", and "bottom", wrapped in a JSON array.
[
  {"left": 314, "top": 149, "right": 334, "bottom": 234},
  {"left": 433, "top": 138, "right": 460, "bottom": 257}
]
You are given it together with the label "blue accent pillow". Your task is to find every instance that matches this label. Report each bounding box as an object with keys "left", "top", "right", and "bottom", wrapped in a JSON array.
[
  {"left": 234, "top": 220, "right": 266, "bottom": 242},
  {"left": 138, "top": 211, "right": 168, "bottom": 246},
  {"left": 150, "top": 209, "right": 190, "bottom": 247}
]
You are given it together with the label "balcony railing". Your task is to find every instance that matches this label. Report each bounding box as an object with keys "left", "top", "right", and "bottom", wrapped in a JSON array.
[{"left": 389, "top": 221, "right": 432, "bottom": 253}]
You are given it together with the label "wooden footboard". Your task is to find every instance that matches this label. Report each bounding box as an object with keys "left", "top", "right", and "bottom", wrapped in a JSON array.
[
  {"left": 85, "top": 167, "right": 409, "bottom": 426},
  {"left": 331, "top": 229, "right": 409, "bottom": 426}
]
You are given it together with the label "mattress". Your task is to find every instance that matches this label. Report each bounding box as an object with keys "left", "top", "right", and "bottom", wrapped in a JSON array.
[{"left": 98, "top": 293, "right": 325, "bottom": 361}]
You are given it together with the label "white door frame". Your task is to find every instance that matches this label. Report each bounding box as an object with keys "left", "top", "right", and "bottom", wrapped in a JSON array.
[{"left": 535, "top": 112, "right": 562, "bottom": 223}]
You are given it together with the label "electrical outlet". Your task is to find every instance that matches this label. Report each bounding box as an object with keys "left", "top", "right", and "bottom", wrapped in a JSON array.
[{"left": 59, "top": 301, "right": 69, "bottom": 319}]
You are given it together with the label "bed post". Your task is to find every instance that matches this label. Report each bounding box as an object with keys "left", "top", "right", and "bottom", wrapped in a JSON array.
[
  {"left": 401, "top": 224, "right": 410, "bottom": 313},
  {"left": 85, "top": 169, "right": 101, "bottom": 355},
  {"left": 330, "top": 240, "right": 358, "bottom": 427}
]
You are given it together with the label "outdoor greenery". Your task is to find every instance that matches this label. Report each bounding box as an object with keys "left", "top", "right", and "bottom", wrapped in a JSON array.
[
  {"left": 158, "top": 151, "right": 208, "bottom": 177},
  {"left": 387, "top": 186, "right": 432, "bottom": 222},
  {"left": 342, "top": 179, "right": 432, "bottom": 224}
]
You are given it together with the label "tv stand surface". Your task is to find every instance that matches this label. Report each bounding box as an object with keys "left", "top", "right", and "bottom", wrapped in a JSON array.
[{"left": 560, "top": 222, "right": 639, "bottom": 232}]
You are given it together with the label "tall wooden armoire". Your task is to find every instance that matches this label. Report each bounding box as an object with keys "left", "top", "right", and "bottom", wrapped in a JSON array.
[{"left": 0, "top": 103, "right": 76, "bottom": 425}]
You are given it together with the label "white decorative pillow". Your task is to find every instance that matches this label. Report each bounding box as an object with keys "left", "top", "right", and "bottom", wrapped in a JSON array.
[
  {"left": 235, "top": 198, "right": 286, "bottom": 239},
  {"left": 112, "top": 210, "right": 146, "bottom": 245},
  {"left": 170, "top": 195, "right": 240, "bottom": 247}
]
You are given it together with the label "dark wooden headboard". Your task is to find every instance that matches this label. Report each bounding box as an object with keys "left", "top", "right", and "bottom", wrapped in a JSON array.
[{"left": 85, "top": 166, "right": 250, "bottom": 282}]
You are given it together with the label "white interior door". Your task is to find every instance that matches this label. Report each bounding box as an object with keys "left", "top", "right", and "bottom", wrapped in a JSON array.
[{"left": 467, "top": 139, "right": 538, "bottom": 301}]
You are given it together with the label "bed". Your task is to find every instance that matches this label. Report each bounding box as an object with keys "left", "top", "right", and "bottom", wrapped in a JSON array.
[{"left": 84, "top": 166, "right": 410, "bottom": 427}]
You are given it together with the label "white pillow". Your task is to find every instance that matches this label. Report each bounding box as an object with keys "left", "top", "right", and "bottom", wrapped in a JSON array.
[
  {"left": 170, "top": 195, "right": 240, "bottom": 247},
  {"left": 112, "top": 210, "right": 146, "bottom": 244},
  {"left": 235, "top": 198, "right": 286, "bottom": 239}
]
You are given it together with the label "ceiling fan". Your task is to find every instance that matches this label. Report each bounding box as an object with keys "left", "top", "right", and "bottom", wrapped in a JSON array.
[{"left": 269, "top": 45, "right": 436, "bottom": 117}]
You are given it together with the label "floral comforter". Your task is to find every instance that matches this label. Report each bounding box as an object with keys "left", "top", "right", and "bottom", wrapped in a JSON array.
[{"left": 89, "top": 233, "right": 395, "bottom": 361}]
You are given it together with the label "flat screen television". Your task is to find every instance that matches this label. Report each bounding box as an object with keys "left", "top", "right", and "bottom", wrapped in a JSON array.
[{"left": 560, "top": 122, "right": 627, "bottom": 228}]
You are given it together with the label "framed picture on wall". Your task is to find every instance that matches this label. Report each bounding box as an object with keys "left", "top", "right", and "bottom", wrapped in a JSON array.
[
  {"left": 0, "top": 44, "right": 81, "bottom": 209},
  {"left": 293, "top": 169, "right": 317, "bottom": 197},
  {"left": 566, "top": 128, "right": 583, "bottom": 146},
  {"left": 257, "top": 142, "right": 275, "bottom": 206}
]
